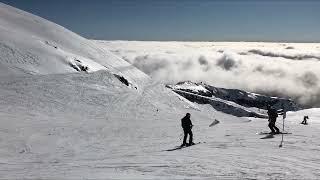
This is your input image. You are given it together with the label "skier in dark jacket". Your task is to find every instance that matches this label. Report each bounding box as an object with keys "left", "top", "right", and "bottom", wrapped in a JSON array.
[
  {"left": 181, "top": 113, "right": 195, "bottom": 147},
  {"left": 301, "top": 115, "right": 309, "bottom": 125},
  {"left": 267, "top": 105, "right": 280, "bottom": 134}
]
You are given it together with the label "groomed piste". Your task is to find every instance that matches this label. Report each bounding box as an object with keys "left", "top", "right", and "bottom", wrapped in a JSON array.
[{"left": 0, "top": 2, "right": 320, "bottom": 179}]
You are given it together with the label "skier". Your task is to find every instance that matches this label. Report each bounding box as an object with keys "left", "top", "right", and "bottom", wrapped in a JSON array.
[
  {"left": 301, "top": 115, "right": 309, "bottom": 125},
  {"left": 181, "top": 113, "right": 195, "bottom": 147},
  {"left": 267, "top": 105, "right": 280, "bottom": 134}
]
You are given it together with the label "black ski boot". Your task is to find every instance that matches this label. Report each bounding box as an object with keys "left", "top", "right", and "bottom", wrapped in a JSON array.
[
  {"left": 180, "top": 143, "right": 187, "bottom": 147},
  {"left": 187, "top": 142, "right": 195, "bottom": 146}
]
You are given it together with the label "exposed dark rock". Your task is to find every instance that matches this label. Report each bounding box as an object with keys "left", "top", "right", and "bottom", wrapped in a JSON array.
[
  {"left": 167, "top": 81, "right": 301, "bottom": 118},
  {"left": 114, "top": 74, "right": 129, "bottom": 86}
]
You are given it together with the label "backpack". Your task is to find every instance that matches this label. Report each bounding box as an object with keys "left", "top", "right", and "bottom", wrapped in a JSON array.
[
  {"left": 268, "top": 108, "right": 278, "bottom": 119},
  {"left": 271, "top": 109, "right": 278, "bottom": 118}
]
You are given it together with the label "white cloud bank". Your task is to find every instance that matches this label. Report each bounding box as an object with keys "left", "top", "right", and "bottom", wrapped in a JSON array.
[{"left": 98, "top": 41, "right": 320, "bottom": 108}]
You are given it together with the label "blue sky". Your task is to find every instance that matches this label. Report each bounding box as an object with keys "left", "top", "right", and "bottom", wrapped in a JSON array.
[{"left": 1, "top": 0, "right": 320, "bottom": 42}]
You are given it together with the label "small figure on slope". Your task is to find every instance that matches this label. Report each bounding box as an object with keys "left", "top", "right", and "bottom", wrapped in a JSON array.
[
  {"left": 181, "top": 113, "right": 195, "bottom": 147},
  {"left": 301, "top": 115, "right": 309, "bottom": 125},
  {"left": 267, "top": 105, "right": 281, "bottom": 134}
]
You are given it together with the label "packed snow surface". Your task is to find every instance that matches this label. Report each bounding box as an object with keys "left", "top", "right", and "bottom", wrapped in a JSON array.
[
  {"left": 0, "top": 2, "right": 320, "bottom": 179},
  {"left": 1, "top": 71, "right": 320, "bottom": 179}
]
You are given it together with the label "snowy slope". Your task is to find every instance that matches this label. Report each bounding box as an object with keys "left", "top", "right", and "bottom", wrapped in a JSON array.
[
  {"left": 0, "top": 3, "right": 148, "bottom": 85},
  {"left": 0, "top": 3, "right": 320, "bottom": 179},
  {"left": 0, "top": 70, "right": 219, "bottom": 179},
  {"left": 1, "top": 70, "right": 320, "bottom": 179},
  {"left": 1, "top": 71, "right": 320, "bottom": 179}
]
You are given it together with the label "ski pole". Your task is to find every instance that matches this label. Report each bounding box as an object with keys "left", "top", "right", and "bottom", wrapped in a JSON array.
[
  {"left": 276, "top": 121, "right": 290, "bottom": 129},
  {"left": 276, "top": 122, "right": 290, "bottom": 133},
  {"left": 279, "top": 118, "right": 284, "bottom": 148},
  {"left": 279, "top": 105, "right": 286, "bottom": 148}
]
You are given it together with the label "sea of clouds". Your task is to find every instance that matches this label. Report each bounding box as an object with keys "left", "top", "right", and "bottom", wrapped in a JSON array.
[{"left": 99, "top": 41, "right": 320, "bottom": 108}]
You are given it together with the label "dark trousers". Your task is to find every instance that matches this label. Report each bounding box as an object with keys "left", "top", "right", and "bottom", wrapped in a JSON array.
[
  {"left": 183, "top": 128, "right": 193, "bottom": 145},
  {"left": 268, "top": 121, "right": 279, "bottom": 133}
]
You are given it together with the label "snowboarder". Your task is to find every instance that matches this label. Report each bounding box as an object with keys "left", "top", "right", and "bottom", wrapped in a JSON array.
[
  {"left": 267, "top": 105, "right": 280, "bottom": 134},
  {"left": 181, "top": 113, "right": 194, "bottom": 147},
  {"left": 301, "top": 115, "right": 309, "bottom": 125}
]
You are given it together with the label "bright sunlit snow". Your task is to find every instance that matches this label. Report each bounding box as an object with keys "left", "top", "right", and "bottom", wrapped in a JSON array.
[{"left": 0, "top": 2, "right": 320, "bottom": 179}]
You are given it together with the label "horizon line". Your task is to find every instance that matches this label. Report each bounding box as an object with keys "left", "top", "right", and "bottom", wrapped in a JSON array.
[{"left": 91, "top": 39, "right": 320, "bottom": 44}]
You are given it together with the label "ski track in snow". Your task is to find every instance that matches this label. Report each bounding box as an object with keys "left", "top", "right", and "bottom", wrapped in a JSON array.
[
  {"left": 0, "top": 71, "right": 320, "bottom": 179},
  {"left": 0, "top": 2, "right": 320, "bottom": 179}
]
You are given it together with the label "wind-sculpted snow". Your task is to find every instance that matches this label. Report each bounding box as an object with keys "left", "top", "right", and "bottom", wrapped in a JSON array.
[
  {"left": 0, "top": 71, "right": 320, "bottom": 179},
  {"left": 97, "top": 41, "right": 320, "bottom": 108},
  {"left": 0, "top": 70, "right": 215, "bottom": 178},
  {"left": 0, "top": 3, "right": 149, "bottom": 86},
  {"left": 1, "top": 70, "right": 320, "bottom": 179},
  {"left": 1, "top": 2, "right": 320, "bottom": 179}
]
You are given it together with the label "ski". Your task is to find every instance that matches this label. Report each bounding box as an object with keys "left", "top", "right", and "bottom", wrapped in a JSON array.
[{"left": 257, "top": 132, "right": 292, "bottom": 135}]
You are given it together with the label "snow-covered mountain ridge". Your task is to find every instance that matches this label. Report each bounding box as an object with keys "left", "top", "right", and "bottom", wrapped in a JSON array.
[
  {"left": 167, "top": 81, "right": 300, "bottom": 118},
  {"left": 1, "top": 2, "right": 320, "bottom": 179},
  {"left": 0, "top": 2, "right": 148, "bottom": 86}
]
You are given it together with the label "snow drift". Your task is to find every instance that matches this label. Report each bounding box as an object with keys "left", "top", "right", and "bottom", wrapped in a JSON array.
[
  {"left": 0, "top": 3, "right": 219, "bottom": 178},
  {"left": 0, "top": 2, "right": 148, "bottom": 85},
  {"left": 1, "top": 2, "right": 320, "bottom": 179}
]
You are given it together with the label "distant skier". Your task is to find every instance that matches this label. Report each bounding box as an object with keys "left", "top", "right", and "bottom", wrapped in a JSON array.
[
  {"left": 301, "top": 115, "right": 309, "bottom": 125},
  {"left": 181, "top": 113, "right": 195, "bottom": 147},
  {"left": 267, "top": 105, "right": 280, "bottom": 134}
]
